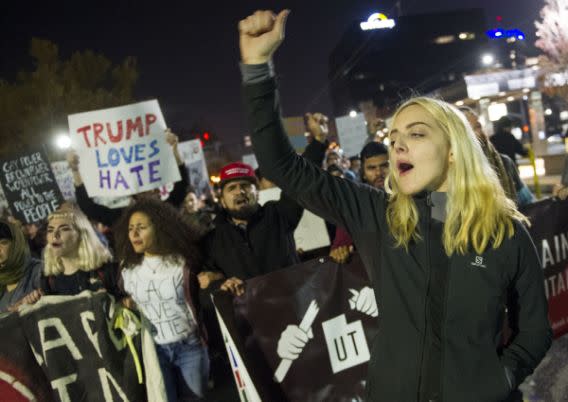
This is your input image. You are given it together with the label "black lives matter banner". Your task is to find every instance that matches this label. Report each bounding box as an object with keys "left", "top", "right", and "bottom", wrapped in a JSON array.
[
  {"left": 522, "top": 198, "right": 568, "bottom": 338},
  {"left": 213, "top": 255, "right": 378, "bottom": 402},
  {"left": 0, "top": 149, "right": 64, "bottom": 224},
  {"left": 0, "top": 292, "right": 146, "bottom": 402}
]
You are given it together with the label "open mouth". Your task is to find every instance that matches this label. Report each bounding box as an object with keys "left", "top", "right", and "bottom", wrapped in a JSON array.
[
  {"left": 235, "top": 198, "right": 248, "bottom": 206},
  {"left": 397, "top": 161, "right": 414, "bottom": 176},
  {"left": 51, "top": 243, "right": 62, "bottom": 248},
  {"left": 132, "top": 240, "right": 143, "bottom": 247}
]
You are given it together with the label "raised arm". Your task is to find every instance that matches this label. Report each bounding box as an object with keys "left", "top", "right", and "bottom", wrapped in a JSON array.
[{"left": 239, "top": 10, "right": 383, "bottom": 230}]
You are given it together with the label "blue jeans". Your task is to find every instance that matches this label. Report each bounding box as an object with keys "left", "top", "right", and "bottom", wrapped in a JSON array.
[{"left": 156, "top": 335, "right": 209, "bottom": 401}]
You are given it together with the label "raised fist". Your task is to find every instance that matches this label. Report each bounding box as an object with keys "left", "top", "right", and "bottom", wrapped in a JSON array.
[
  {"left": 66, "top": 150, "right": 80, "bottom": 172},
  {"left": 238, "top": 9, "right": 290, "bottom": 65},
  {"left": 349, "top": 286, "right": 378, "bottom": 317},
  {"left": 305, "top": 113, "right": 329, "bottom": 142}
]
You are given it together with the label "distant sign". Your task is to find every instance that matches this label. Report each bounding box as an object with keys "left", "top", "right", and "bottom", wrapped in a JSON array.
[
  {"left": 0, "top": 150, "right": 64, "bottom": 224},
  {"left": 51, "top": 161, "right": 76, "bottom": 201},
  {"left": 360, "top": 13, "right": 395, "bottom": 31},
  {"left": 68, "top": 100, "right": 180, "bottom": 198},
  {"left": 465, "top": 68, "right": 538, "bottom": 98},
  {"left": 242, "top": 154, "right": 258, "bottom": 170},
  {"left": 178, "top": 139, "right": 211, "bottom": 198},
  {"left": 335, "top": 114, "right": 368, "bottom": 158},
  {"left": 259, "top": 187, "right": 330, "bottom": 251}
]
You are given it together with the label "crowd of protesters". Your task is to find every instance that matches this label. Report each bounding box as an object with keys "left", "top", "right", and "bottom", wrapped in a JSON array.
[{"left": 1, "top": 10, "right": 568, "bottom": 402}]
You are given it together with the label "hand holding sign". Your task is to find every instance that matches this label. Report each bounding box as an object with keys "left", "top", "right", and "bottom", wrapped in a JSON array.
[
  {"left": 349, "top": 287, "right": 378, "bottom": 317},
  {"left": 239, "top": 9, "right": 290, "bottom": 65},
  {"left": 277, "top": 325, "right": 314, "bottom": 361}
]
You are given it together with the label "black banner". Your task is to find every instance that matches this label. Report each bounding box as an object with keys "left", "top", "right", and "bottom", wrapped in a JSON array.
[
  {"left": 213, "top": 255, "right": 378, "bottom": 402},
  {"left": 0, "top": 149, "right": 64, "bottom": 224},
  {"left": 522, "top": 198, "right": 568, "bottom": 338},
  {"left": 0, "top": 292, "right": 146, "bottom": 402}
]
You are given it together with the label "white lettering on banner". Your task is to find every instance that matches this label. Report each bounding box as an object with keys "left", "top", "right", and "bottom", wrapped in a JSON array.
[
  {"left": 125, "top": 271, "right": 192, "bottom": 342},
  {"left": 541, "top": 232, "right": 568, "bottom": 269},
  {"left": 39, "top": 318, "right": 84, "bottom": 364},
  {"left": 98, "top": 368, "right": 131, "bottom": 402},
  {"left": 322, "top": 314, "right": 370, "bottom": 374},
  {"left": 80, "top": 311, "right": 102, "bottom": 359},
  {"left": 51, "top": 374, "right": 78, "bottom": 402},
  {"left": 544, "top": 267, "right": 568, "bottom": 300}
]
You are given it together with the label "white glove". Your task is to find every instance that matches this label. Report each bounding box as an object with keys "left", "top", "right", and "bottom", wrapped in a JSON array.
[
  {"left": 349, "top": 287, "right": 378, "bottom": 317},
  {"left": 277, "top": 325, "right": 314, "bottom": 361}
]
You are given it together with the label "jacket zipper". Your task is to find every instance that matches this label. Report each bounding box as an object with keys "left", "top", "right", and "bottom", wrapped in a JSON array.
[{"left": 417, "top": 193, "right": 433, "bottom": 402}]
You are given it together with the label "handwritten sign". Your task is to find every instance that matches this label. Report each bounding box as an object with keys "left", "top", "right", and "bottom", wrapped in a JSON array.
[
  {"left": 67, "top": 100, "right": 180, "bottom": 197},
  {"left": 51, "top": 161, "right": 76, "bottom": 201},
  {"left": 0, "top": 150, "right": 64, "bottom": 224},
  {"left": 259, "top": 188, "right": 330, "bottom": 251},
  {"left": 178, "top": 140, "right": 210, "bottom": 197},
  {"left": 335, "top": 114, "right": 368, "bottom": 158}
]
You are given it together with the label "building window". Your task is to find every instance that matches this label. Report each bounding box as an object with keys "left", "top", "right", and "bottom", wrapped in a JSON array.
[
  {"left": 433, "top": 35, "right": 455, "bottom": 45},
  {"left": 458, "top": 32, "right": 476, "bottom": 40}
]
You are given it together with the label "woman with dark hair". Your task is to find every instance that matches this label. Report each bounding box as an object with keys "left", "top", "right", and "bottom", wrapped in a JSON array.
[
  {"left": 0, "top": 219, "right": 42, "bottom": 313},
  {"left": 114, "top": 198, "right": 209, "bottom": 402}
]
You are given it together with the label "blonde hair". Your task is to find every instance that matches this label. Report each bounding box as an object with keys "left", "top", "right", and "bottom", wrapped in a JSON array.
[
  {"left": 385, "top": 97, "right": 529, "bottom": 255},
  {"left": 43, "top": 205, "right": 112, "bottom": 276}
]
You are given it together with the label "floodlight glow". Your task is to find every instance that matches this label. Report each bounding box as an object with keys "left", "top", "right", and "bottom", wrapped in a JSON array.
[
  {"left": 55, "top": 134, "right": 71, "bottom": 149},
  {"left": 481, "top": 54, "right": 495, "bottom": 66}
]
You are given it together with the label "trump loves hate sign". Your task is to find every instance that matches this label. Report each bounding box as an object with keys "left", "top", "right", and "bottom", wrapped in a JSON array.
[{"left": 67, "top": 100, "right": 180, "bottom": 198}]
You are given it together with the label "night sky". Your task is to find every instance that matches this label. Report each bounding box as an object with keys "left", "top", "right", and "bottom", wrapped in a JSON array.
[{"left": 1, "top": 0, "right": 544, "bottom": 149}]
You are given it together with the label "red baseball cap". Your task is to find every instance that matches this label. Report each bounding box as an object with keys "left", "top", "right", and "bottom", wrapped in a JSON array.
[{"left": 219, "top": 162, "right": 258, "bottom": 187}]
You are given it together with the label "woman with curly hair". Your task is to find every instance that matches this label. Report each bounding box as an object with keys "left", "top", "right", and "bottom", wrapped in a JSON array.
[
  {"left": 114, "top": 198, "right": 208, "bottom": 402},
  {"left": 41, "top": 204, "right": 116, "bottom": 296}
]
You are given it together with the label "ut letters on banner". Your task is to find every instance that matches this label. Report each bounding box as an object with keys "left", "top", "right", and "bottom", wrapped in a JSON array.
[{"left": 214, "top": 255, "right": 378, "bottom": 402}]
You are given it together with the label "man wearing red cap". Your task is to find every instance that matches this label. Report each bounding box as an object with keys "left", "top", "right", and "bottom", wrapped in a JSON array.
[
  {"left": 200, "top": 136, "right": 327, "bottom": 289},
  {"left": 198, "top": 122, "right": 327, "bottom": 399}
]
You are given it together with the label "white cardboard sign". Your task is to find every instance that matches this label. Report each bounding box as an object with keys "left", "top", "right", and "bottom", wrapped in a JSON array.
[{"left": 67, "top": 100, "right": 180, "bottom": 197}]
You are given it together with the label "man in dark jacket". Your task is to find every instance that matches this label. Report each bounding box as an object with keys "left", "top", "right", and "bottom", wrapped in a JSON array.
[
  {"left": 490, "top": 116, "right": 528, "bottom": 166},
  {"left": 200, "top": 134, "right": 327, "bottom": 290},
  {"left": 198, "top": 139, "right": 326, "bottom": 401}
]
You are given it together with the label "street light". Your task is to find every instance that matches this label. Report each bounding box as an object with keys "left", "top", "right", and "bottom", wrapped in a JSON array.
[
  {"left": 55, "top": 133, "right": 71, "bottom": 150},
  {"left": 349, "top": 110, "right": 358, "bottom": 118},
  {"left": 481, "top": 54, "right": 494, "bottom": 66}
]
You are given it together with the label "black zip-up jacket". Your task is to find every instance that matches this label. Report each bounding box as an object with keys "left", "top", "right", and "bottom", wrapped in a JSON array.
[
  {"left": 244, "top": 78, "right": 552, "bottom": 402},
  {"left": 202, "top": 138, "right": 326, "bottom": 280}
]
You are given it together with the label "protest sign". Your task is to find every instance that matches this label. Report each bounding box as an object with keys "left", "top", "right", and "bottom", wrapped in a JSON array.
[
  {"left": 51, "top": 161, "right": 76, "bottom": 201},
  {"left": 68, "top": 100, "right": 180, "bottom": 198},
  {"left": 242, "top": 154, "right": 258, "bottom": 170},
  {"left": 177, "top": 140, "right": 210, "bottom": 198},
  {"left": 0, "top": 186, "right": 9, "bottom": 215},
  {"left": 522, "top": 198, "right": 568, "bottom": 338},
  {"left": 283, "top": 116, "right": 308, "bottom": 153},
  {"left": 258, "top": 188, "right": 330, "bottom": 251},
  {"left": 0, "top": 150, "right": 64, "bottom": 224},
  {"left": 335, "top": 114, "right": 368, "bottom": 158},
  {"left": 0, "top": 292, "right": 152, "bottom": 402},
  {"left": 213, "top": 255, "right": 377, "bottom": 402}
]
